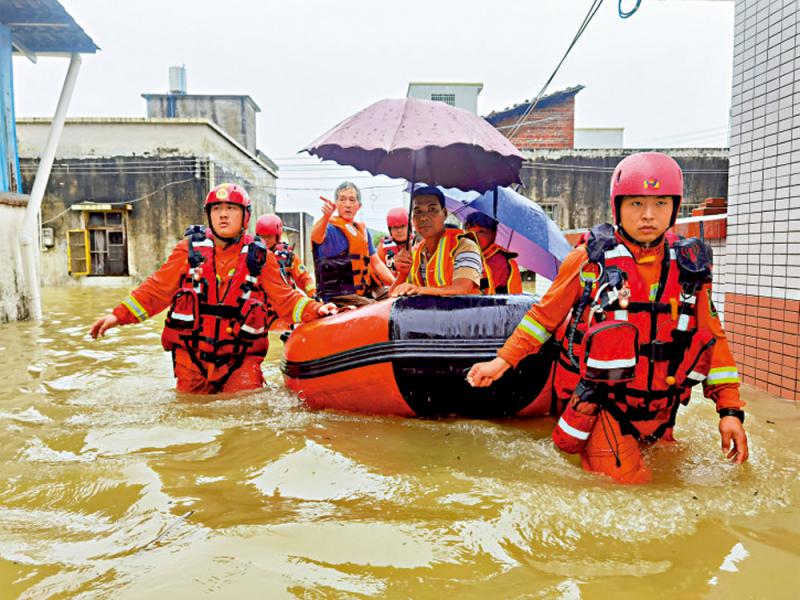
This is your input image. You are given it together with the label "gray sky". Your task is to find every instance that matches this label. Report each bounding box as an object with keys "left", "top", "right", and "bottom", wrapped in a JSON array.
[{"left": 12, "top": 0, "right": 734, "bottom": 231}]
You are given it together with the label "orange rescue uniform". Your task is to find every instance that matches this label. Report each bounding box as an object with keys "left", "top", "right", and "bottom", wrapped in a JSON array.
[
  {"left": 482, "top": 243, "right": 523, "bottom": 294},
  {"left": 112, "top": 238, "right": 324, "bottom": 394},
  {"left": 497, "top": 236, "right": 743, "bottom": 482}
]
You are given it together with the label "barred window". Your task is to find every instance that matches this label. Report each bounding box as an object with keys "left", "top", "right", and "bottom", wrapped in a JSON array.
[
  {"left": 430, "top": 93, "right": 456, "bottom": 106},
  {"left": 540, "top": 203, "right": 560, "bottom": 224}
]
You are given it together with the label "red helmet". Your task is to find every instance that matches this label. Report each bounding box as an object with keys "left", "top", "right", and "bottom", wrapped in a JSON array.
[
  {"left": 386, "top": 207, "right": 409, "bottom": 228},
  {"left": 610, "top": 152, "right": 683, "bottom": 226},
  {"left": 256, "top": 214, "right": 283, "bottom": 237},
  {"left": 204, "top": 183, "right": 252, "bottom": 229}
]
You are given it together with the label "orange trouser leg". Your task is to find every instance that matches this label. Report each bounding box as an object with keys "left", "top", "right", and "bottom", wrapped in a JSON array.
[
  {"left": 580, "top": 410, "right": 652, "bottom": 484},
  {"left": 220, "top": 356, "right": 265, "bottom": 393},
  {"left": 172, "top": 350, "right": 264, "bottom": 394}
]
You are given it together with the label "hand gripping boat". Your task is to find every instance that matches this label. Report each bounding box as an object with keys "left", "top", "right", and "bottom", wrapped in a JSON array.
[{"left": 281, "top": 295, "right": 556, "bottom": 417}]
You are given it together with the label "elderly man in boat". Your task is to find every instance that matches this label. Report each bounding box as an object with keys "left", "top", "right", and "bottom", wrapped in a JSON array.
[{"left": 390, "top": 186, "right": 483, "bottom": 297}]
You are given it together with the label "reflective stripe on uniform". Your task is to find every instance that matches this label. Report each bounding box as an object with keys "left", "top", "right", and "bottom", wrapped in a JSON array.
[
  {"left": 122, "top": 295, "right": 149, "bottom": 322},
  {"left": 687, "top": 370, "right": 707, "bottom": 382},
  {"left": 678, "top": 313, "right": 690, "bottom": 331},
  {"left": 614, "top": 310, "right": 628, "bottom": 321},
  {"left": 586, "top": 356, "right": 637, "bottom": 369},
  {"left": 707, "top": 367, "right": 740, "bottom": 384},
  {"left": 305, "top": 283, "right": 316, "bottom": 294},
  {"left": 292, "top": 297, "right": 312, "bottom": 323},
  {"left": 241, "top": 324, "right": 265, "bottom": 335},
  {"left": 194, "top": 239, "right": 214, "bottom": 248},
  {"left": 517, "top": 315, "right": 551, "bottom": 344},
  {"left": 648, "top": 283, "right": 659, "bottom": 301},
  {"left": 557, "top": 416, "right": 591, "bottom": 440},
  {"left": 169, "top": 312, "right": 194, "bottom": 322},
  {"left": 605, "top": 245, "right": 634, "bottom": 260}
]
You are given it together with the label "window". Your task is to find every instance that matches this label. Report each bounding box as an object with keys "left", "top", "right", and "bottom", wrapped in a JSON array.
[
  {"left": 430, "top": 93, "right": 456, "bottom": 107},
  {"left": 67, "top": 229, "right": 90, "bottom": 276},
  {"left": 540, "top": 203, "right": 560, "bottom": 224},
  {"left": 86, "top": 211, "right": 128, "bottom": 276}
]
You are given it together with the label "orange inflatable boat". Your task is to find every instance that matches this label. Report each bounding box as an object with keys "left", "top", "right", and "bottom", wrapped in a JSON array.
[{"left": 281, "top": 295, "right": 556, "bottom": 417}]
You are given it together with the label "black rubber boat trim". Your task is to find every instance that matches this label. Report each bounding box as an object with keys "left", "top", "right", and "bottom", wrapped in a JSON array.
[{"left": 281, "top": 337, "right": 507, "bottom": 379}]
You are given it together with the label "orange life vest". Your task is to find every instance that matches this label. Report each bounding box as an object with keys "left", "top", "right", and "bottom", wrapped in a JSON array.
[
  {"left": 314, "top": 217, "right": 371, "bottom": 300},
  {"left": 408, "top": 229, "right": 475, "bottom": 288},
  {"left": 552, "top": 225, "right": 717, "bottom": 444},
  {"left": 481, "top": 243, "right": 523, "bottom": 294},
  {"left": 161, "top": 227, "right": 273, "bottom": 385}
]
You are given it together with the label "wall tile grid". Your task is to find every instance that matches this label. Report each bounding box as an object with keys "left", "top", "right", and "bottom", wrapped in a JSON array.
[{"left": 727, "top": 0, "right": 800, "bottom": 400}]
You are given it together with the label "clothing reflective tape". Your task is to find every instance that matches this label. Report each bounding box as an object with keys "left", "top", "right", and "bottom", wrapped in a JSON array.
[
  {"left": 687, "top": 370, "right": 707, "bottom": 382},
  {"left": 682, "top": 294, "right": 697, "bottom": 305},
  {"left": 305, "top": 283, "right": 316, "bottom": 293},
  {"left": 122, "top": 295, "right": 149, "bottom": 322},
  {"left": 707, "top": 367, "right": 740, "bottom": 384},
  {"left": 517, "top": 315, "right": 551, "bottom": 344},
  {"left": 605, "top": 245, "right": 634, "bottom": 260},
  {"left": 241, "top": 245, "right": 249, "bottom": 253},
  {"left": 678, "top": 314, "right": 690, "bottom": 331},
  {"left": 169, "top": 311, "right": 194, "bottom": 322},
  {"left": 241, "top": 324, "right": 265, "bottom": 335},
  {"left": 195, "top": 239, "right": 214, "bottom": 248},
  {"left": 586, "top": 357, "right": 637, "bottom": 369},
  {"left": 245, "top": 275, "right": 258, "bottom": 283},
  {"left": 669, "top": 248, "right": 676, "bottom": 260},
  {"left": 614, "top": 310, "right": 628, "bottom": 321},
  {"left": 292, "top": 297, "right": 312, "bottom": 323},
  {"left": 241, "top": 291, "right": 251, "bottom": 300},
  {"left": 434, "top": 236, "right": 447, "bottom": 287},
  {"left": 557, "top": 416, "right": 591, "bottom": 440},
  {"left": 649, "top": 283, "right": 659, "bottom": 301}
]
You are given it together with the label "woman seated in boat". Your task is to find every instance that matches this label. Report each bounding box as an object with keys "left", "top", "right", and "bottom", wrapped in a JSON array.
[
  {"left": 463, "top": 212, "right": 523, "bottom": 295},
  {"left": 467, "top": 152, "right": 748, "bottom": 484},
  {"left": 390, "top": 186, "right": 482, "bottom": 297}
]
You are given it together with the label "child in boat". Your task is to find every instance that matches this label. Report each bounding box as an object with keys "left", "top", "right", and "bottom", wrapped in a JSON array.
[{"left": 467, "top": 152, "right": 748, "bottom": 483}]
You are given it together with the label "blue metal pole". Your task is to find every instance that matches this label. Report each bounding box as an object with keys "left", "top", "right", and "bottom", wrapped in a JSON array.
[{"left": 0, "top": 23, "right": 21, "bottom": 193}]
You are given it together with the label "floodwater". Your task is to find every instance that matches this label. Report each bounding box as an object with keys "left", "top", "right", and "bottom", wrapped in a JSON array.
[{"left": 1, "top": 287, "right": 798, "bottom": 599}]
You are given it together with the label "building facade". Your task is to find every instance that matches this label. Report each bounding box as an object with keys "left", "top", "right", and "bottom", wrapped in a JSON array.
[
  {"left": 724, "top": 0, "right": 800, "bottom": 401},
  {"left": 518, "top": 148, "right": 729, "bottom": 230},
  {"left": 17, "top": 118, "right": 277, "bottom": 286},
  {"left": 484, "top": 86, "right": 584, "bottom": 150},
  {"left": 406, "top": 82, "right": 483, "bottom": 114}
]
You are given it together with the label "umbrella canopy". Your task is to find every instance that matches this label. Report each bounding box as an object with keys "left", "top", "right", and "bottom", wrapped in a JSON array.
[
  {"left": 442, "top": 186, "right": 573, "bottom": 281},
  {"left": 304, "top": 97, "right": 524, "bottom": 193}
]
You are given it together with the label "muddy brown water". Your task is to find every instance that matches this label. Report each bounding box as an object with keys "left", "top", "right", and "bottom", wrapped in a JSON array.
[{"left": 0, "top": 287, "right": 798, "bottom": 598}]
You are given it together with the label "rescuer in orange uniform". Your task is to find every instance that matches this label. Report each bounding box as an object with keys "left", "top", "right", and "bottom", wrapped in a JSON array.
[
  {"left": 376, "top": 207, "right": 412, "bottom": 276},
  {"left": 463, "top": 212, "right": 523, "bottom": 295},
  {"left": 90, "top": 183, "right": 337, "bottom": 394},
  {"left": 256, "top": 214, "right": 317, "bottom": 298},
  {"left": 467, "top": 153, "right": 748, "bottom": 483}
]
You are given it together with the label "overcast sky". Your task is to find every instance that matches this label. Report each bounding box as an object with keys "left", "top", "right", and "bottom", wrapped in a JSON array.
[{"left": 12, "top": 0, "right": 735, "bottom": 231}]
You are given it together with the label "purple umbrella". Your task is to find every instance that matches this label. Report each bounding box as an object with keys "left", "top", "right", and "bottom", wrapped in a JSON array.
[{"left": 303, "top": 97, "right": 524, "bottom": 193}]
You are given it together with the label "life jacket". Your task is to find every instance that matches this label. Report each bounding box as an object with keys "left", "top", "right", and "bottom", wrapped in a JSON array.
[
  {"left": 273, "top": 241, "right": 296, "bottom": 287},
  {"left": 378, "top": 235, "right": 403, "bottom": 275},
  {"left": 313, "top": 217, "right": 371, "bottom": 300},
  {"left": 481, "top": 243, "right": 523, "bottom": 294},
  {"left": 552, "top": 224, "right": 717, "bottom": 445},
  {"left": 408, "top": 229, "right": 476, "bottom": 288},
  {"left": 161, "top": 226, "right": 274, "bottom": 385}
]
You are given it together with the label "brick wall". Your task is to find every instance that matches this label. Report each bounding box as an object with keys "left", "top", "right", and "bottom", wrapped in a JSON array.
[
  {"left": 492, "top": 97, "right": 576, "bottom": 150},
  {"left": 726, "top": 0, "right": 800, "bottom": 401}
]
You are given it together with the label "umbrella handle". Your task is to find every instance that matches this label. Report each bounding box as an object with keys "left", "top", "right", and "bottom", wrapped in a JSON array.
[{"left": 406, "top": 155, "right": 417, "bottom": 250}]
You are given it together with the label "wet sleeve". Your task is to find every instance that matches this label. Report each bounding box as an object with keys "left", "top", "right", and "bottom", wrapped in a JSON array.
[
  {"left": 452, "top": 238, "right": 482, "bottom": 285},
  {"left": 112, "top": 240, "right": 188, "bottom": 325},
  {"left": 261, "top": 253, "right": 324, "bottom": 323},
  {"left": 497, "top": 246, "right": 587, "bottom": 368},
  {"left": 292, "top": 254, "right": 316, "bottom": 295},
  {"left": 697, "top": 283, "right": 744, "bottom": 411}
]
